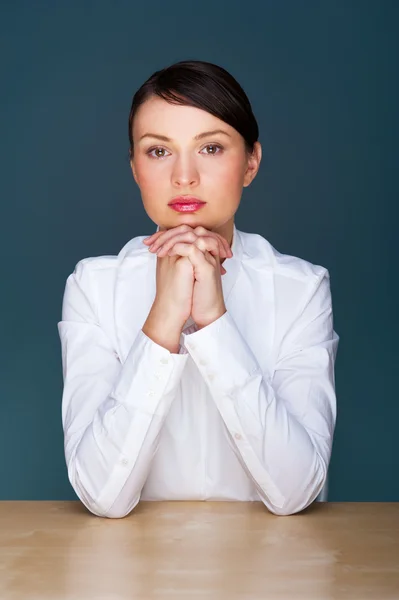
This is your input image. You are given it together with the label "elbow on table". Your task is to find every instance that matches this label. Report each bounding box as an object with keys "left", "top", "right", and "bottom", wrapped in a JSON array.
[
  {"left": 70, "top": 468, "right": 141, "bottom": 519},
  {"left": 265, "top": 487, "right": 324, "bottom": 516},
  {"left": 103, "top": 500, "right": 141, "bottom": 519},
  {"left": 266, "top": 498, "right": 315, "bottom": 517},
  {"left": 79, "top": 494, "right": 141, "bottom": 519},
  {"left": 262, "top": 458, "right": 328, "bottom": 516}
]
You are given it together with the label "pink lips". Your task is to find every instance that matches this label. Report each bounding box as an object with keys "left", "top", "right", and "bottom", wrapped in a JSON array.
[
  {"left": 169, "top": 202, "right": 206, "bottom": 212},
  {"left": 168, "top": 196, "right": 206, "bottom": 213}
]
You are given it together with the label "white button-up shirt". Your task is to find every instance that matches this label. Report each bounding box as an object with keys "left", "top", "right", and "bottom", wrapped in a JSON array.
[{"left": 57, "top": 223, "right": 339, "bottom": 518}]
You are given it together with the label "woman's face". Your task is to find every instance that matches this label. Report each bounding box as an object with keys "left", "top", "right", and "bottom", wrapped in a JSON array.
[{"left": 130, "top": 95, "right": 261, "bottom": 242}]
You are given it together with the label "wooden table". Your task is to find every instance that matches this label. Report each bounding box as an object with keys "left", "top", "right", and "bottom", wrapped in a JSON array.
[{"left": 0, "top": 501, "right": 398, "bottom": 599}]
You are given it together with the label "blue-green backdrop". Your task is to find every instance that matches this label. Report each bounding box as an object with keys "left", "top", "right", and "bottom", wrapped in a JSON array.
[{"left": 1, "top": 1, "right": 397, "bottom": 501}]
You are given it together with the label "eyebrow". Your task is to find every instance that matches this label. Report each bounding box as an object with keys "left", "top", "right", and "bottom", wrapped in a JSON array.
[{"left": 138, "top": 129, "right": 232, "bottom": 143}]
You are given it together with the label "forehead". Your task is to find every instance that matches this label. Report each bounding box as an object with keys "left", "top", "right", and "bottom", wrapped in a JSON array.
[{"left": 133, "top": 96, "right": 235, "bottom": 138}]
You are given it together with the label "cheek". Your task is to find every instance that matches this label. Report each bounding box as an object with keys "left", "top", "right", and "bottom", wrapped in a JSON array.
[
  {"left": 212, "top": 155, "right": 246, "bottom": 189},
  {"left": 134, "top": 157, "right": 161, "bottom": 191}
]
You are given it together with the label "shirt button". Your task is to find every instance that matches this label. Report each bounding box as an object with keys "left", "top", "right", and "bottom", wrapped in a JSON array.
[
  {"left": 120, "top": 457, "right": 129, "bottom": 466},
  {"left": 188, "top": 342, "right": 196, "bottom": 350},
  {"left": 234, "top": 433, "right": 242, "bottom": 440},
  {"left": 153, "top": 372, "right": 162, "bottom": 380},
  {"left": 146, "top": 390, "right": 155, "bottom": 397},
  {"left": 160, "top": 357, "right": 169, "bottom": 364},
  {"left": 199, "top": 358, "right": 207, "bottom": 366}
]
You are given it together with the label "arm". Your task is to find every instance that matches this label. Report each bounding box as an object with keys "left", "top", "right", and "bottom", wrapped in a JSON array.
[
  {"left": 57, "top": 260, "right": 188, "bottom": 518},
  {"left": 181, "top": 269, "right": 339, "bottom": 515}
]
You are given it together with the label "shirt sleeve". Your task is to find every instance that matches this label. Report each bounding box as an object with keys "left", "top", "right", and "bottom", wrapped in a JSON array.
[
  {"left": 57, "top": 259, "right": 189, "bottom": 518},
  {"left": 181, "top": 269, "right": 339, "bottom": 516}
]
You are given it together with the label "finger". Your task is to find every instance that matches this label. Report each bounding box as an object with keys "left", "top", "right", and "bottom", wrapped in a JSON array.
[
  {"left": 148, "top": 228, "right": 194, "bottom": 252},
  {"left": 213, "top": 233, "right": 232, "bottom": 258},
  {"left": 213, "top": 235, "right": 225, "bottom": 259},
  {"left": 146, "top": 227, "right": 233, "bottom": 260},
  {"left": 193, "top": 226, "right": 226, "bottom": 257},
  {"left": 167, "top": 243, "right": 212, "bottom": 274},
  {"left": 194, "top": 235, "right": 221, "bottom": 259},
  {"left": 208, "top": 233, "right": 227, "bottom": 258},
  {"left": 156, "top": 231, "right": 198, "bottom": 256},
  {"left": 143, "top": 232, "right": 163, "bottom": 244},
  {"left": 220, "top": 235, "right": 233, "bottom": 257},
  {"left": 145, "top": 225, "right": 193, "bottom": 247},
  {"left": 158, "top": 233, "right": 228, "bottom": 258},
  {"left": 194, "top": 226, "right": 233, "bottom": 258},
  {"left": 166, "top": 242, "right": 227, "bottom": 275}
]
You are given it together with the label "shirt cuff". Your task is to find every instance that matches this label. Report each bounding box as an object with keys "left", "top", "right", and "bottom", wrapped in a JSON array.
[
  {"left": 181, "top": 311, "right": 260, "bottom": 395},
  {"left": 113, "top": 328, "right": 189, "bottom": 415}
]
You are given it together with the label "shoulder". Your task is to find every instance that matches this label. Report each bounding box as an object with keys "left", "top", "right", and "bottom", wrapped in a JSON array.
[
  {"left": 68, "top": 234, "right": 151, "bottom": 279},
  {"left": 238, "top": 230, "right": 337, "bottom": 351},
  {"left": 60, "top": 235, "right": 151, "bottom": 323},
  {"left": 238, "top": 229, "right": 329, "bottom": 284},
  {"left": 238, "top": 229, "right": 334, "bottom": 330}
]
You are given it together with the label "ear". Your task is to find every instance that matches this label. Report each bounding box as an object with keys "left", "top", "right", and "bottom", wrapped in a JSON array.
[
  {"left": 243, "top": 141, "right": 262, "bottom": 187},
  {"left": 130, "top": 157, "right": 139, "bottom": 185}
]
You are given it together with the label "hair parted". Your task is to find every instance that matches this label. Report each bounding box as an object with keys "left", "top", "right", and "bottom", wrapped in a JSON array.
[{"left": 128, "top": 60, "right": 259, "bottom": 160}]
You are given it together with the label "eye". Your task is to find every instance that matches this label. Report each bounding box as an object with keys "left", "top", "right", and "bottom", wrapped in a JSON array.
[
  {"left": 201, "top": 144, "right": 223, "bottom": 156},
  {"left": 145, "top": 143, "right": 224, "bottom": 160},
  {"left": 146, "top": 147, "right": 170, "bottom": 159}
]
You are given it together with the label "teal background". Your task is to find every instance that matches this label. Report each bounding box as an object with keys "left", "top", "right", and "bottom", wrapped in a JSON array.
[{"left": 0, "top": 1, "right": 397, "bottom": 501}]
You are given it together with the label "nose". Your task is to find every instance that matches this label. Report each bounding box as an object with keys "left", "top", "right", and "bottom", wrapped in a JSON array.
[{"left": 171, "top": 153, "right": 200, "bottom": 188}]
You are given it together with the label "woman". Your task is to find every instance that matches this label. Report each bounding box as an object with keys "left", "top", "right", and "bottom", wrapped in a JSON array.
[{"left": 58, "top": 60, "right": 339, "bottom": 518}]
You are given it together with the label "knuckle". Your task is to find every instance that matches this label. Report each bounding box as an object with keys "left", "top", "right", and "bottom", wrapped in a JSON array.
[
  {"left": 195, "top": 237, "right": 207, "bottom": 250},
  {"left": 207, "top": 238, "right": 219, "bottom": 251},
  {"left": 175, "top": 232, "right": 196, "bottom": 244}
]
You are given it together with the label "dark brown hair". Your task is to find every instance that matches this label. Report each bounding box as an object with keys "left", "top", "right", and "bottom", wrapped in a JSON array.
[{"left": 128, "top": 60, "right": 259, "bottom": 160}]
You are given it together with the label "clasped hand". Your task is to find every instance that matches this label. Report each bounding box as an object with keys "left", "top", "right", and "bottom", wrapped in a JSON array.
[{"left": 143, "top": 224, "right": 232, "bottom": 329}]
